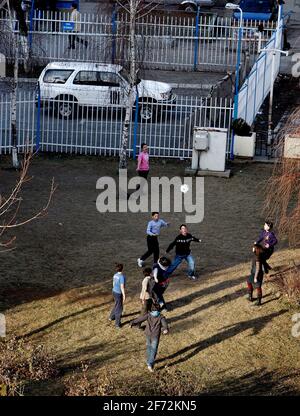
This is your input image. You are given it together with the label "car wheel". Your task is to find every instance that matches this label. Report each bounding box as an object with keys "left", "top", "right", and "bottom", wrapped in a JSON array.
[
  {"left": 139, "top": 102, "right": 155, "bottom": 121},
  {"left": 55, "top": 96, "right": 77, "bottom": 119},
  {"left": 183, "top": 4, "right": 197, "bottom": 12}
]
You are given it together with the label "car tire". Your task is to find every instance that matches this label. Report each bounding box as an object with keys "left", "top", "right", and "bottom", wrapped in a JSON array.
[
  {"left": 54, "top": 95, "right": 77, "bottom": 119},
  {"left": 138, "top": 101, "right": 156, "bottom": 122},
  {"left": 181, "top": 4, "right": 197, "bottom": 12}
]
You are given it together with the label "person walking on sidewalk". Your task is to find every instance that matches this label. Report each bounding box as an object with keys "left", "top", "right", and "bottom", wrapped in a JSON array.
[
  {"left": 109, "top": 263, "right": 126, "bottom": 329},
  {"left": 255, "top": 220, "right": 278, "bottom": 274},
  {"left": 165, "top": 224, "right": 201, "bottom": 280},
  {"left": 137, "top": 212, "right": 169, "bottom": 267},
  {"left": 136, "top": 143, "right": 150, "bottom": 179},
  {"left": 130, "top": 302, "right": 169, "bottom": 372},
  {"left": 247, "top": 244, "right": 264, "bottom": 306},
  {"left": 68, "top": 3, "right": 88, "bottom": 50}
]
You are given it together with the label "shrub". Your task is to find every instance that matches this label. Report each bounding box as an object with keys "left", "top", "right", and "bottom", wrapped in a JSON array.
[
  {"left": 0, "top": 337, "right": 58, "bottom": 396},
  {"left": 269, "top": 265, "right": 300, "bottom": 305}
]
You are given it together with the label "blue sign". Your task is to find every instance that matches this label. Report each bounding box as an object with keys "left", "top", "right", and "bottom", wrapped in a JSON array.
[{"left": 62, "top": 22, "right": 74, "bottom": 31}]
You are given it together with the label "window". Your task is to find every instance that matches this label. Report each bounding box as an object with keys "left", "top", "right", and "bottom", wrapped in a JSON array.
[
  {"left": 43, "top": 69, "right": 73, "bottom": 84},
  {"left": 99, "top": 72, "right": 121, "bottom": 87},
  {"left": 73, "top": 71, "right": 102, "bottom": 86}
]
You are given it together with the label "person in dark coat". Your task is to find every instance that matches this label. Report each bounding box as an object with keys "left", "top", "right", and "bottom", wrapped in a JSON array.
[
  {"left": 255, "top": 220, "right": 278, "bottom": 273},
  {"left": 131, "top": 303, "right": 169, "bottom": 372},
  {"left": 247, "top": 244, "right": 264, "bottom": 306}
]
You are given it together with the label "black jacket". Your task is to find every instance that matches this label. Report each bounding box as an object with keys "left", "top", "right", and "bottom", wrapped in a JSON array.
[
  {"left": 166, "top": 233, "right": 200, "bottom": 256},
  {"left": 131, "top": 312, "right": 168, "bottom": 340}
]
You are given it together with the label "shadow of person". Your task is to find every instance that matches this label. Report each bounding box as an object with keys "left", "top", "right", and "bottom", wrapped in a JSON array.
[{"left": 156, "top": 309, "right": 288, "bottom": 368}]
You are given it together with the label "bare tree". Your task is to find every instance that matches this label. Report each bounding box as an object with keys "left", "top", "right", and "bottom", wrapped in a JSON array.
[
  {"left": 265, "top": 107, "right": 300, "bottom": 248},
  {"left": 0, "top": 152, "right": 56, "bottom": 252},
  {"left": 116, "top": 0, "right": 158, "bottom": 169}
]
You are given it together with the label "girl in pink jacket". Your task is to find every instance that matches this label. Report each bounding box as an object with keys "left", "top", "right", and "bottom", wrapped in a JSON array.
[{"left": 137, "top": 143, "right": 150, "bottom": 179}]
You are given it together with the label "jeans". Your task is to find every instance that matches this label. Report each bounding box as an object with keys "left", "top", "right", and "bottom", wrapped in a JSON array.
[
  {"left": 167, "top": 254, "right": 195, "bottom": 277},
  {"left": 109, "top": 291, "right": 123, "bottom": 327},
  {"left": 146, "top": 336, "right": 159, "bottom": 368}
]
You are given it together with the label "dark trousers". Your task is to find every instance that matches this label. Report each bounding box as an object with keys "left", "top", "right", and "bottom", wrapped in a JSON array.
[
  {"left": 109, "top": 291, "right": 123, "bottom": 327},
  {"left": 153, "top": 283, "right": 168, "bottom": 309},
  {"left": 138, "top": 170, "right": 149, "bottom": 179},
  {"left": 261, "top": 247, "right": 274, "bottom": 272},
  {"left": 137, "top": 299, "right": 153, "bottom": 328},
  {"left": 141, "top": 235, "right": 159, "bottom": 263},
  {"left": 247, "top": 274, "right": 263, "bottom": 299},
  {"left": 68, "top": 33, "right": 87, "bottom": 49}
]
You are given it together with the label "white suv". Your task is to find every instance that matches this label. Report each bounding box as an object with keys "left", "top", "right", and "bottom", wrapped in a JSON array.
[{"left": 37, "top": 62, "right": 176, "bottom": 120}]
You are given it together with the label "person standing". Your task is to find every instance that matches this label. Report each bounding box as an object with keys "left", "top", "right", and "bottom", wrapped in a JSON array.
[
  {"left": 166, "top": 224, "right": 201, "bottom": 280},
  {"left": 138, "top": 267, "right": 154, "bottom": 324},
  {"left": 152, "top": 257, "right": 171, "bottom": 311},
  {"left": 109, "top": 263, "right": 126, "bottom": 329},
  {"left": 130, "top": 303, "right": 169, "bottom": 372},
  {"left": 137, "top": 212, "right": 169, "bottom": 267},
  {"left": 136, "top": 143, "right": 150, "bottom": 179},
  {"left": 255, "top": 220, "right": 278, "bottom": 273},
  {"left": 68, "top": 2, "right": 88, "bottom": 50},
  {"left": 247, "top": 244, "right": 264, "bottom": 306}
]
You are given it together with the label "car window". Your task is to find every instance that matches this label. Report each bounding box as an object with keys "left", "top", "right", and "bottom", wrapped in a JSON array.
[
  {"left": 73, "top": 71, "right": 104, "bottom": 86},
  {"left": 43, "top": 69, "right": 73, "bottom": 84},
  {"left": 100, "top": 72, "right": 121, "bottom": 87}
]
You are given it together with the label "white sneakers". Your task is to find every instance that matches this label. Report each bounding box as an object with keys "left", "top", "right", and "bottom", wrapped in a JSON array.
[
  {"left": 147, "top": 365, "right": 154, "bottom": 373},
  {"left": 189, "top": 275, "right": 197, "bottom": 280},
  {"left": 137, "top": 258, "right": 144, "bottom": 268}
]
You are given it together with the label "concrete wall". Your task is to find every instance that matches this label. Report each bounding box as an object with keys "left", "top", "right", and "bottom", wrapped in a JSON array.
[{"left": 284, "top": 0, "right": 300, "bottom": 24}]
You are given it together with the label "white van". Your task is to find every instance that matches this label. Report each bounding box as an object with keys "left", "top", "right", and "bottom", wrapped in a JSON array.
[{"left": 37, "top": 62, "right": 176, "bottom": 120}]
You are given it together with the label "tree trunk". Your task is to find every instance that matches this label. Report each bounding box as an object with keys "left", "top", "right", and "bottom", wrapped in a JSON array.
[{"left": 119, "top": 0, "right": 138, "bottom": 170}]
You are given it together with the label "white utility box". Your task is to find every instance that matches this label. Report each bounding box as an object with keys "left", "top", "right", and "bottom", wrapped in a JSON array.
[
  {"left": 233, "top": 133, "right": 256, "bottom": 158},
  {"left": 0, "top": 53, "right": 5, "bottom": 78},
  {"left": 192, "top": 128, "right": 228, "bottom": 172},
  {"left": 284, "top": 135, "right": 300, "bottom": 159}
]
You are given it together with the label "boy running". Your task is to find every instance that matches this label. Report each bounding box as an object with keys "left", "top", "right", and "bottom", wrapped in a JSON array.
[
  {"left": 109, "top": 263, "right": 126, "bottom": 329},
  {"left": 130, "top": 303, "right": 169, "bottom": 372},
  {"left": 166, "top": 224, "right": 201, "bottom": 280},
  {"left": 138, "top": 212, "right": 169, "bottom": 267}
]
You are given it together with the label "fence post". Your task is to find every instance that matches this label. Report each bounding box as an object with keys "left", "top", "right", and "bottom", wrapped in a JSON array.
[
  {"left": 133, "top": 87, "right": 139, "bottom": 159},
  {"left": 111, "top": 4, "right": 117, "bottom": 64},
  {"left": 36, "top": 82, "right": 41, "bottom": 152},
  {"left": 29, "top": 0, "right": 35, "bottom": 50},
  {"left": 193, "top": 6, "right": 200, "bottom": 71}
]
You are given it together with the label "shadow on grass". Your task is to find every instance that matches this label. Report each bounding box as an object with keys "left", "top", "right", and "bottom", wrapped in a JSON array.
[
  {"left": 20, "top": 304, "right": 103, "bottom": 339},
  {"left": 168, "top": 287, "right": 245, "bottom": 325},
  {"left": 200, "top": 368, "right": 300, "bottom": 396},
  {"left": 166, "top": 274, "right": 248, "bottom": 311},
  {"left": 157, "top": 309, "right": 289, "bottom": 368}
]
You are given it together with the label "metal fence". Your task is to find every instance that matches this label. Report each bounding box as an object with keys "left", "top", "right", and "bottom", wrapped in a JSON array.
[
  {"left": 0, "top": 91, "right": 233, "bottom": 159},
  {"left": 0, "top": 10, "right": 275, "bottom": 72},
  {"left": 237, "top": 19, "right": 283, "bottom": 126}
]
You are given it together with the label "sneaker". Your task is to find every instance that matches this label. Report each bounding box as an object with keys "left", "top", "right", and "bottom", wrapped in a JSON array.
[
  {"left": 137, "top": 258, "right": 144, "bottom": 268},
  {"left": 189, "top": 275, "right": 197, "bottom": 280},
  {"left": 115, "top": 325, "right": 121, "bottom": 329},
  {"left": 147, "top": 365, "right": 154, "bottom": 373}
]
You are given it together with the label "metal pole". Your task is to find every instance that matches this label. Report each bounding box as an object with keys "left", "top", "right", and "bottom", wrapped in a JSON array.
[
  {"left": 36, "top": 81, "right": 41, "bottom": 152},
  {"left": 230, "top": 8, "right": 243, "bottom": 160},
  {"left": 267, "top": 4, "right": 282, "bottom": 156},
  {"left": 111, "top": 3, "right": 117, "bottom": 64},
  {"left": 29, "top": 0, "right": 35, "bottom": 49},
  {"left": 193, "top": 5, "right": 200, "bottom": 72},
  {"left": 133, "top": 86, "right": 139, "bottom": 160}
]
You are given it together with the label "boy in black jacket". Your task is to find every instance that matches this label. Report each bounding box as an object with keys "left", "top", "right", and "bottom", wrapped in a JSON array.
[
  {"left": 166, "top": 224, "right": 201, "bottom": 280},
  {"left": 130, "top": 303, "right": 169, "bottom": 372}
]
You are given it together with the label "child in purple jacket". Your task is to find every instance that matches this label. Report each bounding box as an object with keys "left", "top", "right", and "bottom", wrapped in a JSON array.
[{"left": 255, "top": 220, "right": 278, "bottom": 273}]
